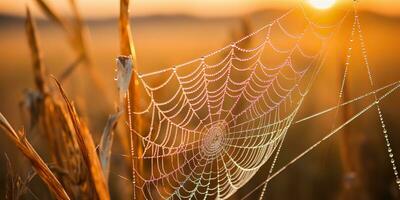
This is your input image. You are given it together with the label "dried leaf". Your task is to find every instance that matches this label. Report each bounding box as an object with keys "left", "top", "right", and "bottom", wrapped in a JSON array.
[
  {"left": 99, "top": 112, "right": 123, "bottom": 181},
  {"left": 26, "top": 8, "right": 48, "bottom": 93},
  {"left": 53, "top": 77, "right": 110, "bottom": 200},
  {"left": 116, "top": 55, "right": 133, "bottom": 106},
  {"left": 59, "top": 54, "right": 85, "bottom": 82},
  {"left": 34, "top": 0, "right": 69, "bottom": 32},
  {"left": 68, "top": 0, "right": 89, "bottom": 55}
]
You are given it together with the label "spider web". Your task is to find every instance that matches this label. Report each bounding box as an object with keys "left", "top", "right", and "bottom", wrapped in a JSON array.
[{"left": 118, "top": 3, "right": 400, "bottom": 200}]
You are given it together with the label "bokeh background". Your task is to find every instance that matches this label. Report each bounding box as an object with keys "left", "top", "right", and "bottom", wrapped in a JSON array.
[{"left": 0, "top": 0, "right": 400, "bottom": 199}]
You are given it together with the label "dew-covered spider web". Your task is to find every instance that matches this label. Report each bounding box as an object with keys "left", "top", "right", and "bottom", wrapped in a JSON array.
[{"left": 116, "top": 2, "right": 400, "bottom": 200}]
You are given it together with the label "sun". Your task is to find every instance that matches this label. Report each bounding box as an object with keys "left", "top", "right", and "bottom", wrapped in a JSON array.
[{"left": 307, "top": 0, "right": 336, "bottom": 10}]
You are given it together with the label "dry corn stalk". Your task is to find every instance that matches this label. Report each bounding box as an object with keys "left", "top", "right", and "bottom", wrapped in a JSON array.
[
  {"left": 25, "top": 7, "right": 93, "bottom": 199},
  {"left": 119, "top": 0, "right": 144, "bottom": 199},
  {"left": 119, "top": 0, "right": 137, "bottom": 59}
]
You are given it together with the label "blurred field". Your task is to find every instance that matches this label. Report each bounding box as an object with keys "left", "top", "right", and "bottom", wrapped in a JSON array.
[{"left": 0, "top": 7, "right": 400, "bottom": 199}]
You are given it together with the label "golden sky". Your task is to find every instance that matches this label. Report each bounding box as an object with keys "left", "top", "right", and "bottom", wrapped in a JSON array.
[{"left": 0, "top": 0, "right": 399, "bottom": 19}]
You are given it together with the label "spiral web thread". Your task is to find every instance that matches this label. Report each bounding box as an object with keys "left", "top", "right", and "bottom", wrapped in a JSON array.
[{"left": 121, "top": 3, "right": 400, "bottom": 200}]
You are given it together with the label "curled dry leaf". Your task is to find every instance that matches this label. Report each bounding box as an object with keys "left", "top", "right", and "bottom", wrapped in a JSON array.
[
  {"left": 99, "top": 111, "right": 123, "bottom": 181},
  {"left": 53, "top": 78, "right": 110, "bottom": 200},
  {"left": 116, "top": 55, "right": 133, "bottom": 107}
]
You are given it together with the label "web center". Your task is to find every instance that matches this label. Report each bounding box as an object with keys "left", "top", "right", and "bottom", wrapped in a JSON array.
[{"left": 202, "top": 123, "right": 226, "bottom": 157}]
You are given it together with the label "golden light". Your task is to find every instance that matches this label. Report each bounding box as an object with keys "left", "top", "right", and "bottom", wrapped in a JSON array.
[{"left": 308, "top": 0, "right": 336, "bottom": 10}]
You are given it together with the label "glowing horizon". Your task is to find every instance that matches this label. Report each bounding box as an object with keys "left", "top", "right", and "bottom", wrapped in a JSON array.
[{"left": 0, "top": 0, "right": 399, "bottom": 19}]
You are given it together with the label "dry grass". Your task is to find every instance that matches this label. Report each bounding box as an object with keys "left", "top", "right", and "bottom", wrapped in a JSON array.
[
  {"left": 0, "top": 113, "right": 70, "bottom": 200},
  {"left": 4, "top": 154, "right": 37, "bottom": 200}
]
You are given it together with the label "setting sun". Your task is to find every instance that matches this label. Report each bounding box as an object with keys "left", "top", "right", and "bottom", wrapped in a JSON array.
[{"left": 308, "top": 0, "right": 336, "bottom": 9}]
